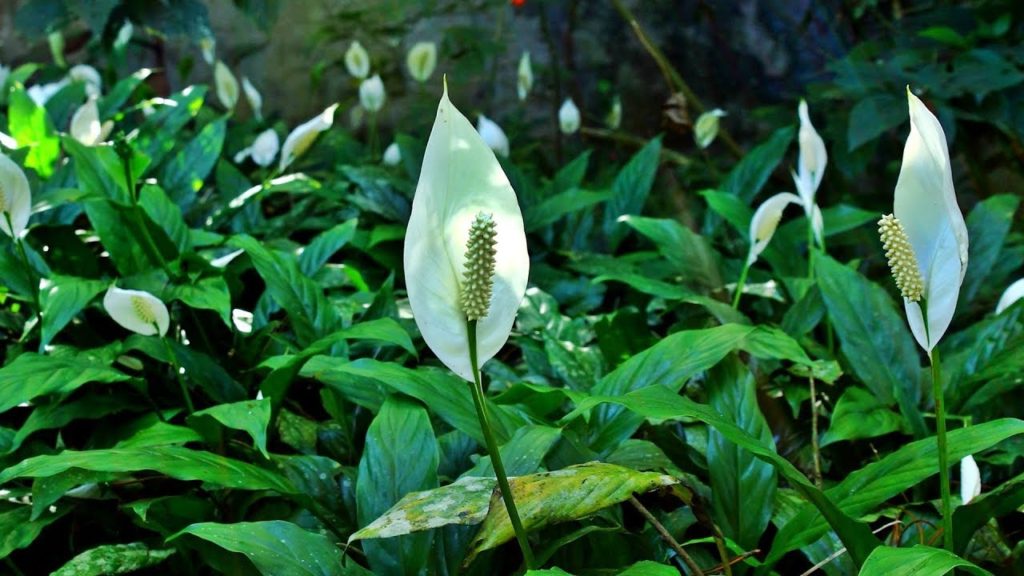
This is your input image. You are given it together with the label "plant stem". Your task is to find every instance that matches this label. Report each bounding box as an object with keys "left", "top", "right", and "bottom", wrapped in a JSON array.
[
  {"left": 161, "top": 333, "right": 195, "bottom": 414},
  {"left": 629, "top": 496, "right": 704, "bottom": 575},
  {"left": 467, "top": 320, "right": 534, "bottom": 568},
  {"left": 6, "top": 213, "right": 40, "bottom": 317},
  {"left": 931, "top": 347, "right": 952, "bottom": 551},
  {"left": 809, "top": 375, "right": 823, "bottom": 488},
  {"left": 807, "top": 218, "right": 816, "bottom": 280},
  {"left": 732, "top": 260, "right": 750, "bottom": 309}
]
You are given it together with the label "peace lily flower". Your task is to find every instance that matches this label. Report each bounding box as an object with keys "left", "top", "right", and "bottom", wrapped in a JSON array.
[
  {"left": 241, "top": 77, "right": 263, "bottom": 120},
  {"left": 214, "top": 61, "right": 239, "bottom": 111},
  {"left": 404, "top": 81, "right": 529, "bottom": 382},
  {"left": 995, "top": 278, "right": 1024, "bottom": 314},
  {"left": 794, "top": 99, "right": 827, "bottom": 244},
  {"left": 68, "top": 64, "right": 102, "bottom": 98},
  {"left": 406, "top": 42, "right": 437, "bottom": 83},
  {"left": 70, "top": 98, "right": 114, "bottom": 146},
  {"left": 114, "top": 20, "right": 134, "bottom": 51},
  {"left": 476, "top": 114, "right": 509, "bottom": 158},
  {"left": 279, "top": 104, "right": 338, "bottom": 171},
  {"left": 382, "top": 141, "right": 401, "bottom": 166},
  {"left": 694, "top": 108, "right": 726, "bottom": 149},
  {"left": 199, "top": 36, "right": 216, "bottom": 65},
  {"left": 517, "top": 51, "right": 533, "bottom": 101},
  {"left": 345, "top": 41, "right": 370, "bottom": 79},
  {"left": 559, "top": 98, "right": 580, "bottom": 134},
  {"left": 103, "top": 286, "right": 169, "bottom": 337},
  {"left": 747, "top": 192, "right": 800, "bottom": 266},
  {"left": 606, "top": 96, "right": 622, "bottom": 130},
  {"left": 234, "top": 128, "right": 280, "bottom": 167},
  {"left": 27, "top": 80, "right": 69, "bottom": 106},
  {"left": 960, "top": 454, "right": 981, "bottom": 504},
  {"left": 0, "top": 152, "right": 31, "bottom": 238},
  {"left": 879, "top": 90, "right": 968, "bottom": 354},
  {"left": 359, "top": 75, "right": 386, "bottom": 113}
]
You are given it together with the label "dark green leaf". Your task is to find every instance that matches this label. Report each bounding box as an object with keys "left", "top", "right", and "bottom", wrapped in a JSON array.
[
  {"left": 721, "top": 126, "right": 794, "bottom": 203},
  {"left": 619, "top": 215, "right": 721, "bottom": 290},
  {"left": 859, "top": 545, "right": 992, "bottom": 576},
  {"left": 0, "top": 353, "right": 128, "bottom": 414},
  {"left": 299, "top": 219, "right": 358, "bottom": 277},
  {"left": 191, "top": 399, "right": 271, "bottom": 458},
  {"left": 39, "top": 274, "right": 107, "bottom": 349},
  {"left": 847, "top": 94, "right": 906, "bottom": 151},
  {"left": 159, "top": 118, "right": 226, "bottom": 205},
  {"left": 603, "top": 137, "right": 662, "bottom": 248},
  {"left": 820, "top": 387, "right": 903, "bottom": 447},
  {"left": 960, "top": 194, "right": 1020, "bottom": 307}
]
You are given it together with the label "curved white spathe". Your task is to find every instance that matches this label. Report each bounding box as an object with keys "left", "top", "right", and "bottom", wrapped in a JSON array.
[
  {"left": 404, "top": 81, "right": 529, "bottom": 382},
  {"left": 796, "top": 99, "right": 826, "bottom": 208},
  {"left": 894, "top": 90, "right": 969, "bottom": 353},
  {"left": 279, "top": 104, "right": 338, "bottom": 172},
  {"left": 960, "top": 454, "right": 981, "bottom": 504},
  {"left": 406, "top": 42, "right": 437, "bottom": 83},
  {"left": 559, "top": 98, "right": 580, "bottom": 134},
  {"left": 748, "top": 192, "right": 801, "bottom": 265},
  {"left": 345, "top": 41, "right": 370, "bottom": 79},
  {"left": 517, "top": 51, "right": 533, "bottom": 101},
  {"left": 70, "top": 98, "right": 113, "bottom": 146},
  {"left": 242, "top": 77, "right": 263, "bottom": 120},
  {"left": 995, "top": 278, "right": 1024, "bottom": 315},
  {"left": 103, "top": 286, "right": 170, "bottom": 337},
  {"left": 359, "top": 75, "right": 386, "bottom": 113},
  {"left": 694, "top": 108, "right": 726, "bottom": 149},
  {"left": 476, "top": 114, "right": 509, "bottom": 158},
  {"left": 383, "top": 141, "right": 402, "bottom": 166},
  {"left": 0, "top": 152, "right": 31, "bottom": 238}
]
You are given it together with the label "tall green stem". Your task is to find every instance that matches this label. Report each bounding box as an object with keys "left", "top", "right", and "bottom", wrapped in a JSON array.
[
  {"left": 161, "top": 333, "right": 195, "bottom": 414},
  {"left": 732, "top": 260, "right": 750, "bottom": 309},
  {"left": 807, "top": 218, "right": 816, "bottom": 280},
  {"left": 931, "top": 347, "right": 952, "bottom": 551},
  {"left": 467, "top": 320, "right": 534, "bottom": 568}
]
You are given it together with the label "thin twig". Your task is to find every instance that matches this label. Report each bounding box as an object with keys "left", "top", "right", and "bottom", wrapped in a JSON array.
[
  {"left": 581, "top": 127, "right": 692, "bottom": 166},
  {"left": 798, "top": 520, "right": 902, "bottom": 576},
  {"left": 711, "top": 524, "right": 734, "bottom": 576},
  {"left": 810, "top": 375, "right": 823, "bottom": 488},
  {"left": 630, "top": 496, "right": 704, "bottom": 576},
  {"left": 704, "top": 549, "right": 761, "bottom": 574}
]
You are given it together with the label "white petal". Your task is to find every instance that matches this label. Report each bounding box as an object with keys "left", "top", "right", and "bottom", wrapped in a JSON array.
[
  {"left": 382, "top": 142, "right": 402, "bottom": 166},
  {"left": 199, "top": 36, "right": 216, "bottom": 65},
  {"left": 214, "top": 61, "right": 239, "bottom": 111},
  {"left": 606, "top": 96, "right": 622, "bottom": 130},
  {"left": 103, "top": 286, "right": 169, "bottom": 336},
  {"left": 406, "top": 42, "right": 437, "bottom": 83},
  {"left": 996, "top": 278, "right": 1024, "bottom": 314},
  {"left": 559, "top": 98, "right": 580, "bottom": 134},
  {"left": 345, "top": 41, "right": 370, "bottom": 79},
  {"left": 894, "top": 90, "right": 969, "bottom": 352},
  {"left": 747, "top": 192, "right": 800, "bottom": 265},
  {"left": 694, "top": 108, "right": 726, "bottom": 149},
  {"left": 241, "top": 77, "right": 263, "bottom": 120},
  {"left": 359, "top": 75, "right": 386, "bottom": 113},
  {"left": 517, "top": 52, "right": 533, "bottom": 101},
  {"left": 404, "top": 81, "right": 529, "bottom": 382},
  {"left": 250, "top": 129, "right": 280, "bottom": 167},
  {"left": 797, "top": 99, "right": 827, "bottom": 204},
  {"left": 70, "top": 99, "right": 104, "bottom": 146},
  {"left": 811, "top": 202, "right": 824, "bottom": 245},
  {"left": 68, "top": 65, "right": 102, "bottom": 97},
  {"left": 279, "top": 104, "right": 338, "bottom": 171},
  {"left": 960, "top": 454, "right": 981, "bottom": 504},
  {"left": 476, "top": 114, "right": 509, "bottom": 157},
  {"left": 0, "top": 152, "right": 32, "bottom": 238}
]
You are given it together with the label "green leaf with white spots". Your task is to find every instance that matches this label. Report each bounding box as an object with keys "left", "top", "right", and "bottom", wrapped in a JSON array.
[
  {"left": 51, "top": 542, "right": 175, "bottom": 576},
  {"left": 465, "top": 462, "right": 677, "bottom": 564}
]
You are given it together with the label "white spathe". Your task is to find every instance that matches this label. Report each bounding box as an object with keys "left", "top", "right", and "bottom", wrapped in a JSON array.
[
  {"left": 559, "top": 98, "right": 580, "bottom": 134},
  {"left": 960, "top": 454, "right": 981, "bottom": 504},
  {"left": 279, "top": 104, "right": 338, "bottom": 171},
  {"left": 694, "top": 108, "right": 727, "bottom": 149},
  {"left": 359, "top": 75, "right": 386, "bottom": 113},
  {"left": 517, "top": 51, "right": 533, "bottom": 101},
  {"left": 383, "top": 141, "right": 402, "bottom": 166},
  {"left": 242, "top": 77, "right": 263, "bottom": 120},
  {"left": 199, "top": 36, "right": 216, "bottom": 65},
  {"left": 235, "top": 129, "right": 280, "bottom": 167},
  {"left": 995, "top": 278, "right": 1024, "bottom": 314},
  {"left": 69, "top": 98, "right": 113, "bottom": 146},
  {"left": 214, "top": 61, "right": 239, "bottom": 111},
  {"left": 68, "top": 64, "right": 102, "bottom": 97},
  {"left": 407, "top": 42, "right": 438, "bottom": 83},
  {"left": 606, "top": 96, "right": 622, "bottom": 130},
  {"left": 0, "top": 153, "right": 31, "bottom": 238},
  {"left": 103, "top": 286, "right": 170, "bottom": 337},
  {"left": 894, "top": 90, "right": 969, "bottom": 354},
  {"left": 476, "top": 114, "right": 509, "bottom": 158},
  {"left": 404, "top": 81, "right": 529, "bottom": 382},
  {"left": 795, "top": 99, "right": 826, "bottom": 209},
  {"left": 748, "top": 192, "right": 801, "bottom": 265},
  {"left": 27, "top": 80, "right": 69, "bottom": 106},
  {"left": 345, "top": 41, "right": 370, "bottom": 79}
]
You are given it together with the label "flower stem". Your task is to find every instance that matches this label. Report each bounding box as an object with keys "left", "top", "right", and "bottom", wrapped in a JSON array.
[
  {"left": 732, "top": 260, "right": 750, "bottom": 309},
  {"left": 807, "top": 218, "right": 816, "bottom": 280},
  {"left": 161, "top": 334, "right": 195, "bottom": 414},
  {"left": 931, "top": 347, "right": 952, "bottom": 551},
  {"left": 467, "top": 319, "right": 534, "bottom": 568},
  {"left": 809, "top": 375, "right": 823, "bottom": 488}
]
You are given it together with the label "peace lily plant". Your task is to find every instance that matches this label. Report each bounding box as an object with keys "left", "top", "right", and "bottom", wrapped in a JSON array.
[
  {"left": 404, "top": 79, "right": 533, "bottom": 567},
  {"left": 878, "top": 89, "right": 969, "bottom": 552},
  {"left": 795, "top": 99, "right": 827, "bottom": 253},
  {"left": 406, "top": 41, "right": 437, "bottom": 83},
  {"left": 214, "top": 60, "right": 239, "bottom": 111},
  {"left": 733, "top": 192, "right": 800, "bottom": 308}
]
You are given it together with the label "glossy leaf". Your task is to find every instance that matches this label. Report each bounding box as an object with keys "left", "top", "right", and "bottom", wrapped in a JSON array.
[
  {"left": 859, "top": 545, "right": 992, "bottom": 576},
  {"left": 0, "top": 353, "right": 128, "bottom": 414},
  {"left": 51, "top": 542, "right": 175, "bottom": 575}
]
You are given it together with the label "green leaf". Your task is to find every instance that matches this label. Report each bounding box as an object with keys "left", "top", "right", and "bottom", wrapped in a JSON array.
[
  {"left": 960, "top": 194, "right": 1020, "bottom": 307},
  {"left": 592, "top": 272, "right": 745, "bottom": 325},
  {"left": 463, "top": 424, "right": 562, "bottom": 477},
  {"left": 953, "top": 472, "right": 1024, "bottom": 554},
  {"left": 135, "top": 86, "right": 208, "bottom": 167},
  {"left": 701, "top": 189, "right": 753, "bottom": 235},
  {"left": 859, "top": 545, "right": 993, "bottom": 576},
  {"left": 619, "top": 215, "right": 721, "bottom": 290},
  {"left": 159, "top": 117, "right": 226, "bottom": 205},
  {"left": 0, "top": 446, "right": 297, "bottom": 494},
  {"left": 167, "top": 277, "right": 232, "bottom": 327},
  {"left": 0, "top": 505, "right": 68, "bottom": 560},
  {"left": 51, "top": 542, "right": 175, "bottom": 575},
  {"left": 722, "top": 126, "right": 794, "bottom": 204},
  {"left": 172, "top": 521, "right": 365, "bottom": 576},
  {"left": 230, "top": 234, "right": 342, "bottom": 346},
  {"left": 114, "top": 418, "right": 203, "bottom": 448},
  {"left": 64, "top": 136, "right": 149, "bottom": 205},
  {"left": 767, "top": 419, "right": 1024, "bottom": 566},
  {"left": 525, "top": 188, "right": 610, "bottom": 232},
  {"left": 139, "top": 184, "right": 190, "bottom": 255},
  {"left": 191, "top": 399, "right": 271, "bottom": 458},
  {"left": 560, "top": 385, "right": 881, "bottom": 567},
  {"left": 820, "top": 387, "right": 903, "bottom": 447},
  {"left": 98, "top": 68, "right": 152, "bottom": 119},
  {"left": 814, "top": 253, "right": 926, "bottom": 438},
  {"left": 350, "top": 475, "right": 496, "bottom": 541},
  {"left": 7, "top": 85, "right": 59, "bottom": 177},
  {"left": 356, "top": 396, "right": 439, "bottom": 576},
  {"left": 708, "top": 357, "right": 776, "bottom": 550},
  {"left": 299, "top": 219, "right": 358, "bottom": 277},
  {"left": 465, "top": 462, "right": 677, "bottom": 564},
  {"left": 39, "top": 275, "right": 107, "bottom": 349},
  {"left": 0, "top": 353, "right": 128, "bottom": 414},
  {"left": 603, "top": 136, "right": 662, "bottom": 248},
  {"left": 617, "top": 561, "right": 678, "bottom": 576},
  {"left": 84, "top": 200, "right": 176, "bottom": 275},
  {"left": 847, "top": 94, "right": 906, "bottom": 151}
]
